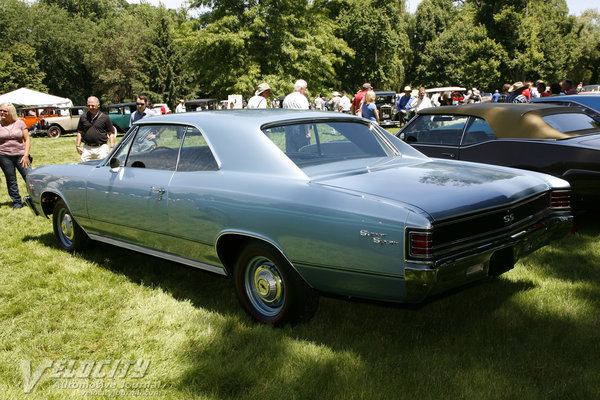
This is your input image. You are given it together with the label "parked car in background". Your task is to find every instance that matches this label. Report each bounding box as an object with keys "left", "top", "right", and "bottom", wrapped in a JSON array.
[
  {"left": 532, "top": 94, "right": 600, "bottom": 121},
  {"left": 398, "top": 103, "right": 600, "bottom": 212},
  {"left": 425, "top": 87, "right": 466, "bottom": 105},
  {"left": 152, "top": 103, "right": 171, "bottom": 114},
  {"left": 106, "top": 102, "right": 136, "bottom": 132},
  {"left": 185, "top": 98, "right": 219, "bottom": 111},
  {"left": 40, "top": 107, "right": 86, "bottom": 138},
  {"left": 373, "top": 90, "right": 398, "bottom": 127},
  {"left": 17, "top": 106, "right": 60, "bottom": 136},
  {"left": 581, "top": 84, "right": 600, "bottom": 93},
  {"left": 25, "top": 110, "right": 572, "bottom": 325}
]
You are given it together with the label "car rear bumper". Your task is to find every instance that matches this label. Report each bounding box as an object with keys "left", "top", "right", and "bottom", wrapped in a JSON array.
[{"left": 404, "top": 213, "right": 573, "bottom": 302}]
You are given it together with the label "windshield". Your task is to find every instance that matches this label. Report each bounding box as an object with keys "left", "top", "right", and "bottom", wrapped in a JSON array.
[{"left": 262, "top": 121, "right": 406, "bottom": 168}]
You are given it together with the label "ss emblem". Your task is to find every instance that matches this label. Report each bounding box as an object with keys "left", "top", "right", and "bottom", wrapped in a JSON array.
[{"left": 503, "top": 213, "right": 515, "bottom": 224}]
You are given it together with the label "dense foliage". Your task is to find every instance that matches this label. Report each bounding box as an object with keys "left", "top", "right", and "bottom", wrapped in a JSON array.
[{"left": 0, "top": 0, "right": 599, "bottom": 104}]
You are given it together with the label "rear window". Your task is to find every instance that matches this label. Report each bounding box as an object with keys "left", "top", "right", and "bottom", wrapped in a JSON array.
[
  {"left": 262, "top": 121, "right": 397, "bottom": 168},
  {"left": 542, "top": 113, "right": 600, "bottom": 133}
]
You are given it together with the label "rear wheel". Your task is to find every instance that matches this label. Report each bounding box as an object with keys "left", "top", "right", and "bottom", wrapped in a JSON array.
[
  {"left": 234, "top": 242, "right": 319, "bottom": 325},
  {"left": 52, "top": 199, "right": 86, "bottom": 251},
  {"left": 47, "top": 125, "right": 62, "bottom": 139}
]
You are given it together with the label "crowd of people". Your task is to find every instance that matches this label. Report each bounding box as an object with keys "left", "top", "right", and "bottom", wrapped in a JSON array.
[{"left": 0, "top": 76, "right": 589, "bottom": 210}]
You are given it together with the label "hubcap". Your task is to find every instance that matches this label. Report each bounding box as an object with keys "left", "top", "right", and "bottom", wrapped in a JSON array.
[
  {"left": 244, "top": 256, "right": 285, "bottom": 317},
  {"left": 59, "top": 211, "right": 74, "bottom": 243}
]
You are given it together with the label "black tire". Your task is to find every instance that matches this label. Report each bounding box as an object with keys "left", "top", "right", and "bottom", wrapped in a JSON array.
[
  {"left": 47, "top": 125, "right": 62, "bottom": 139},
  {"left": 233, "top": 242, "right": 319, "bottom": 325},
  {"left": 52, "top": 199, "right": 86, "bottom": 251}
]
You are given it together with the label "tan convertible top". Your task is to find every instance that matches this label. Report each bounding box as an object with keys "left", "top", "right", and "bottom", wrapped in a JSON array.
[{"left": 417, "top": 103, "right": 589, "bottom": 139}]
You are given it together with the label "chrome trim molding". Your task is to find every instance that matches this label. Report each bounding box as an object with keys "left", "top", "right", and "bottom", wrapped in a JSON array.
[{"left": 87, "top": 234, "right": 227, "bottom": 276}]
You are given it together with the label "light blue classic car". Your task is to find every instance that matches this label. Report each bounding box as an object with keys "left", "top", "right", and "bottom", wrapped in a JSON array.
[{"left": 25, "top": 110, "right": 573, "bottom": 324}]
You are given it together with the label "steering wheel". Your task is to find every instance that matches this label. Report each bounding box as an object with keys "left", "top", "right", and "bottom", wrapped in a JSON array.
[{"left": 149, "top": 145, "right": 171, "bottom": 153}]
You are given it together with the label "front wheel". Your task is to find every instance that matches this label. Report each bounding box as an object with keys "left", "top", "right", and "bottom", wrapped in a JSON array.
[
  {"left": 47, "top": 125, "right": 62, "bottom": 139},
  {"left": 52, "top": 199, "right": 86, "bottom": 251},
  {"left": 234, "top": 242, "right": 319, "bottom": 325}
]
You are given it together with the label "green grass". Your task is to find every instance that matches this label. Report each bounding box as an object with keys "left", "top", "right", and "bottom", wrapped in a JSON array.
[{"left": 1, "top": 134, "right": 599, "bottom": 399}]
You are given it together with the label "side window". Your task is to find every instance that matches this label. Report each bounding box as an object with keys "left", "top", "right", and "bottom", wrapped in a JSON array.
[
  {"left": 403, "top": 115, "right": 468, "bottom": 145},
  {"left": 177, "top": 127, "right": 218, "bottom": 171},
  {"left": 124, "top": 125, "right": 184, "bottom": 170},
  {"left": 462, "top": 117, "right": 497, "bottom": 145}
]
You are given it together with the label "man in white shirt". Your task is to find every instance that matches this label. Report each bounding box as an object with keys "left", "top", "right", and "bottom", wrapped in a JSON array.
[
  {"left": 411, "top": 87, "right": 432, "bottom": 112},
  {"left": 283, "top": 79, "right": 309, "bottom": 110},
  {"left": 247, "top": 82, "right": 271, "bottom": 108},
  {"left": 282, "top": 79, "right": 310, "bottom": 152},
  {"left": 175, "top": 99, "right": 186, "bottom": 113},
  {"left": 339, "top": 91, "right": 351, "bottom": 113}
]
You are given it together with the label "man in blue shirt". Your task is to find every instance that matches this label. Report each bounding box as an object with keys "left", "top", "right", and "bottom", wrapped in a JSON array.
[
  {"left": 396, "top": 86, "right": 415, "bottom": 123},
  {"left": 492, "top": 90, "right": 500, "bottom": 102}
]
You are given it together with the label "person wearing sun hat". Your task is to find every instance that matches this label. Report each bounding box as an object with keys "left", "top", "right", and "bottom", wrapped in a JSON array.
[
  {"left": 507, "top": 81, "right": 528, "bottom": 103},
  {"left": 247, "top": 82, "right": 271, "bottom": 108}
]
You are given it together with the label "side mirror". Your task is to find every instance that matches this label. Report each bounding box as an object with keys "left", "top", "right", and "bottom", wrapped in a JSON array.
[{"left": 109, "top": 158, "right": 120, "bottom": 172}]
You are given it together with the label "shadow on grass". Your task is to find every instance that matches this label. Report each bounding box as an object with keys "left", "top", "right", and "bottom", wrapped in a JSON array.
[{"left": 21, "top": 229, "right": 600, "bottom": 399}]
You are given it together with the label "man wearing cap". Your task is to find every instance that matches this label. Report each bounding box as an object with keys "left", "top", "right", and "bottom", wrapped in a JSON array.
[
  {"left": 329, "top": 91, "right": 341, "bottom": 112},
  {"left": 247, "top": 83, "right": 271, "bottom": 108},
  {"left": 507, "top": 82, "right": 528, "bottom": 103},
  {"left": 175, "top": 99, "right": 186, "bottom": 113},
  {"left": 396, "top": 86, "right": 415, "bottom": 122}
]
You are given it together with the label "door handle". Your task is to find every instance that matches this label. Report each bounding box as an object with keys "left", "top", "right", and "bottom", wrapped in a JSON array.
[
  {"left": 441, "top": 152, "right": 456, "bottom": 158},
  {"left": 151, "top": 186, "right": 166, "bottom": 200}
]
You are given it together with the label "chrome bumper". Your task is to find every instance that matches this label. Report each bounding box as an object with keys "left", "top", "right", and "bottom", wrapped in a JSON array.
[{"left": 404, "top": 214, "right": 573, "bottom": 302}]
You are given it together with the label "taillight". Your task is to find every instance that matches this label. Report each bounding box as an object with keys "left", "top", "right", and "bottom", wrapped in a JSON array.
[
  {"left": 408, "top": 230, "right": 433, "bottom": 260},
  {"left": 550, "top": 190, "right": 570, "bottom": 209}
]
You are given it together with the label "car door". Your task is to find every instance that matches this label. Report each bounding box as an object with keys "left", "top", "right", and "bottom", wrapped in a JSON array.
[
  {"left": 85, "top": 124, "right": 184, "bottom": 250},
  {"left": 402, "top": 114, "right": 469, "bottom": 159},
  {"left": 165, "top": 126, "right": 223, "bottom": 265}
]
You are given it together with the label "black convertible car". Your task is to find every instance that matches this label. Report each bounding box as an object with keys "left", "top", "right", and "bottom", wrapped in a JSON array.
[{"left": 397, "top": 103, "right": 600, "bottom": 212}]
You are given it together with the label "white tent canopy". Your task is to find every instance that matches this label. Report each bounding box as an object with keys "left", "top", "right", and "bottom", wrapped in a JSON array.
[{"left": 0, "top": 88, "right": 73, "bottom": 107}]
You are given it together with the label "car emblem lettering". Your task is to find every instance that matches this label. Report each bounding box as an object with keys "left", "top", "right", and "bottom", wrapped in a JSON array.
[{"left": 503, "top": 212, "right": 515, "bottom": 225}]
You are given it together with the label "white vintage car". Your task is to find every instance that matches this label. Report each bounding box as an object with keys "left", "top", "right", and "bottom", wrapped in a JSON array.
[{"left": 41, "top": 106, "right": 86, "bottom": 138}]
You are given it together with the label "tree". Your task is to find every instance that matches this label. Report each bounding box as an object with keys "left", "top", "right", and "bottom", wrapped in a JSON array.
[
  {"left": 179, "top": 0, "right": 352, "bottom": 100},
  {"left": 333, "top": 0, "right": 407, "bottom": 92},
  {"left": 416, "top": 17, "right": 507, "bottom": 90},
  {"left": 570, "top": 10, "right": 600, "bottom": 84},
  {"left": 408, "top": 0, "right": 461, "bottom": 86},
  {"left": 468, "top": 0, "right": 577, "bottom": 82}
]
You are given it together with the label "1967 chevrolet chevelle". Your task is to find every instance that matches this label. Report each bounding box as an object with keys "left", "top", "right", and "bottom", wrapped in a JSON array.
[{"left": 25, "top": 110, "right": 573, "bottom": 324}]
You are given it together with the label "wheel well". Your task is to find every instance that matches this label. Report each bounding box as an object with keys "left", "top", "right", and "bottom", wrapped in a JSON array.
[
  {"left": 40, "top": 192, "right": 61, "bottom": 216},
  {"left": 216, "top": 234, "right": 286, "bottom": 276}
]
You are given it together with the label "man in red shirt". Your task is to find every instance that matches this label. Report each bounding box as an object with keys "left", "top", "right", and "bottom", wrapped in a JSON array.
[{"left": 351, "top": 83, "right": 371, "bottom": 116}]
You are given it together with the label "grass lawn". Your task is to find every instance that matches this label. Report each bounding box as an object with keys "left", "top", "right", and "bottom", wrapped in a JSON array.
[{"left": 1, "top": 134, "right": 599, "bottom": 399}]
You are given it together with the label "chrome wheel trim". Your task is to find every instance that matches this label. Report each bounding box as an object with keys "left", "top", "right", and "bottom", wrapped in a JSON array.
[
  {"left": 48, "top": 126, "right": 61, "bottom": 138},
  {"left": 58, "top": 209, "right": 74, "bottom": 246},
  {"left": 244, "top": 255, "right": 285, "bottom": 317}
]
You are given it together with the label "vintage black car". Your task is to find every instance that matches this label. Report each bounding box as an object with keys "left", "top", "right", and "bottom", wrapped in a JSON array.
[
  {"left": 374, "top": 90, "right": 398, "bottom": 127},
  {"left": 397, "top": 103, "right": 600, "bottom": 212}
]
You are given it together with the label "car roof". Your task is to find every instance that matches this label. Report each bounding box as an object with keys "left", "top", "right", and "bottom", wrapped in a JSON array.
[
  {"left": 107, "top": 102, "right": 136, "bottom": 107},
  {"left": 416, "top": 103, "right": 594, "bottom": 139},
  {"left": 532, "top": 94, "right": 600, "bottom": 110},
  {"left": 132, "top": 109, "right": 365, "bottom": 176}
]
